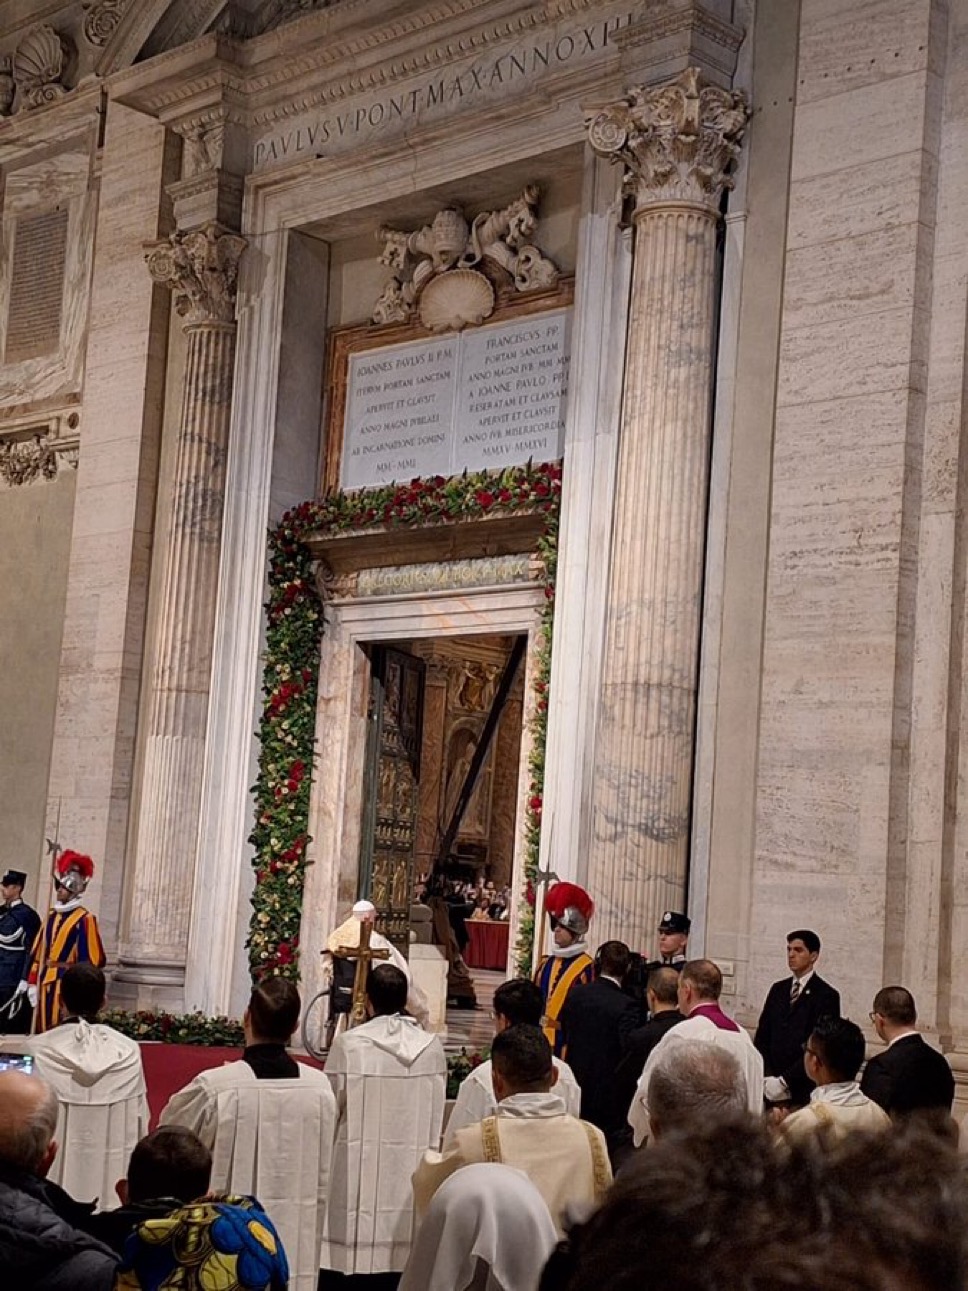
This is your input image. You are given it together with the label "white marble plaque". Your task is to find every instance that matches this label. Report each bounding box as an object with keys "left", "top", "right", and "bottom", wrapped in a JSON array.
[
  {"left": 456, "top": 312, "right": 570, "bottom": 472},
  {"left": 341, "top": 309, "right": 571, "bottom": 489}
]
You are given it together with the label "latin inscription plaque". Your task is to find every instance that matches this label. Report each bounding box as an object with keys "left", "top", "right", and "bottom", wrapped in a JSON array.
[{"left": 341, "top": 309, "right": 570, "bottom": 489}]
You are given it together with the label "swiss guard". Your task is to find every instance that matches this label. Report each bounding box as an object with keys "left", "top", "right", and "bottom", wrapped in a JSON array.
[
  {"left": 0, "top": 870, "right": 41, "bottom": 1034},
  {"left": 534, "top": 881, "right": 595, "bottom": 1055},
  {"left": 23, "top": 849, "right": 106, "bottom": 1033}
]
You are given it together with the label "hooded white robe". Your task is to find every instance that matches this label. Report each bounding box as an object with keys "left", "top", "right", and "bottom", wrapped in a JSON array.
[
  {"left": 25, "top": 1019, "right": 148, "bottom": 1206},
  {"left": 321, "top": 1012, "right": 446, "bottom": 1275},
  {"left": 160, "top": 1058, "right": 337, "bottom": 1291}
]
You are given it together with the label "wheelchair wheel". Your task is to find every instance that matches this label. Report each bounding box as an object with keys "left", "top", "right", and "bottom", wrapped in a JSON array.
[{"left": 301, "top": 986, "right": 337, "bottom": 1060}]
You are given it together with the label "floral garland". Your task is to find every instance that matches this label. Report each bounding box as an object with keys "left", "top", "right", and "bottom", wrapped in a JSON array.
[
  {"left": 101, "top": 1008, "right": 245, "bottom": 1047},
  {"left": 248, "top": 461, "right": 562, "bottom": 982}
]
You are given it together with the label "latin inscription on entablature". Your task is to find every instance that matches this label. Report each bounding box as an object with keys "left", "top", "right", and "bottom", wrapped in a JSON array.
[{"left": 251, "top": 8, "right": 635, "bottom": 172}]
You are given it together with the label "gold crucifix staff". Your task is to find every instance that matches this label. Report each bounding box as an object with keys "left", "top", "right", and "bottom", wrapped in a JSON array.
[{"left": 334, "top": 916, "right": 390, "bottom": 1026}]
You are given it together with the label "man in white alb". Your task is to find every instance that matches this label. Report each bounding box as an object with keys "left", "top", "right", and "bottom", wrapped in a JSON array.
[
  {"left": 629, "top": 959, "right": 764, "bottom": 1147},
  {"left": 444, "top": 977, "right": 580, "bottom": 1148},
  {"left": 160, "top": 976, "right": 336, "bottom": 1291},
  {"left": 320, "top": 963, "right": 446, "bottom": 1288},
  {"left": 25, "top": 962, "right": 147, "bottom": 1208}
]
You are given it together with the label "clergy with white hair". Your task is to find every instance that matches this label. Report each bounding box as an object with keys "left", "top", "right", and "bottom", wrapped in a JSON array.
[
  {"left": 320, "top": 962, "right": 446, "bottom": 1286},
  {"left": 629, "top": 958, "right": 764, "bottom": 1147},
  {"left": 20, "top": 962, "right": 147, "bottom": 1208},
  {"left": 160, "top": 976, "right": 336, "bottom": 1291},
  {"left": 326, "top": 899, "right": 431, "bottom": 1029}
]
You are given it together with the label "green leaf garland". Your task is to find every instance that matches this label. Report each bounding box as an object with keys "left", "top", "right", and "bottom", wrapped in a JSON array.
[{"left": 248, "top": 461, "right": 562, "bottom": 983}]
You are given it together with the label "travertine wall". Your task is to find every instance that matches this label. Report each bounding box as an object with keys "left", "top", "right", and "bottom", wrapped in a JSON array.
[
  {"left": 0, "top": 472, "right": 74, "bottom": 887},
  {"left": 45, "top": 102, "right": 175, "bottom": 951},
  {"left": 747, "top": 0, "right": 949, "bottom": 1026}
]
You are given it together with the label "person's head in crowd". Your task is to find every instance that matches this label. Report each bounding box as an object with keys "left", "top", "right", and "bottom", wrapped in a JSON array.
[
  {"left": 804, "top": 1015, "right": 866, "bottom": 1088},
  {"left": 366, "top": 963, "right": 408, "bottom": 1017},
  {"left": 400, "top": 1162, "right": 558, "bottom": 1291},
  {"left": 787, "top": 929, "right": 822, "bottom": 979},
  {"left": 648, "top": 1042, "right": 748, "bottom": 1140},
  {"left": 119, "top": 1127, "right": 213, "bottom": 1207},
  {"left": 539, "top": 1117, "right": 968, "bottom": 1291},
  {"left": 60, "top": 962, "right": 106, "bottom": 1021},
  {"left": 0, "top": 1071, "right": 59, "bottom": 1178},
  {"left": 646, "top": 966, "right": 681, "bottom": 1016},
  {"left": 244, "top": 976, "right": 301, "bottom": 1046},
  {"left": 677, "top": 959, "right": 722, "bottom": 1016},
  {"left": 657, "top": 910, "right": 690, "bottom": 961},
  {"left": 492, "top": 978, "right": 545, "bottom": 1031},
  {"left": 596, "top": 941, "right": 630, "bottom": 984},
  {"left": 491, "top": 1025, "right": 558, "bottom": 1102},
  {"left": 869, "top": 986, "right": 917, "bottom": 1044}
]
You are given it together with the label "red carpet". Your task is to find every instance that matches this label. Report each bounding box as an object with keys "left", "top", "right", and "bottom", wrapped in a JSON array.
[{"left": 140, "top": 1044, "right": 323, "bottom": 1128}]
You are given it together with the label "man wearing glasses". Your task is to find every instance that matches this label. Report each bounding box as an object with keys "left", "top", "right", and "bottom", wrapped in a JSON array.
[{"left": 778, "top": 1016, "right": 889, "bottom": 1144}]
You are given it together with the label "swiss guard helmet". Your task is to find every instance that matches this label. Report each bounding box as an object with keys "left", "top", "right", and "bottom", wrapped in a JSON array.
[
  {"left": 54, "top": 850, "right": 95, "bottom": 897},
  {"left": 544, "top": 882, "right": 594, "bottom": 937}
]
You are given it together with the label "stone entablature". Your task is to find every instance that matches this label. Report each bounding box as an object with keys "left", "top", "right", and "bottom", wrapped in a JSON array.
[{"left": 109, "top": 0, "right": 744, "bottom": 177}]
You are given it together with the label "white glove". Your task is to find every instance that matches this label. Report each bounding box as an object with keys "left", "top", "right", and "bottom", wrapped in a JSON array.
[
  {"left": 27, "top": 984, "right": 37, "bottom": 1008},
  {"left": 764, "top": 1075, "right": 790, "bottom": 1104},
  {"left": 13, "top": 981, "right": 27, "bottom": 997}
]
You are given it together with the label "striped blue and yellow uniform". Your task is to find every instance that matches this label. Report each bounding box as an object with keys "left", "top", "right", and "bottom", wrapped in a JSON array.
[
  {"left": 534, "top": 952, "right": 594, "bottom": 1056},
  {"left": 27, "top": 906, "right": 106, "bottom": 1032}
]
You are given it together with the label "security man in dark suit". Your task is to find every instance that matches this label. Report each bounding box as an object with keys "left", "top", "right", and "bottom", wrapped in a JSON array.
[
  {"left": 861, "top": 985, "right": 954, "bottom": 1117},
  {"left": 558, "top": 939, "right": 643, "bottom": 1163},
  {"left": 614, "top": 966, "right": 685, "bottom": 1105},
  {"left": 754, "top": 928, "right": 841, "bottom": 1107}
]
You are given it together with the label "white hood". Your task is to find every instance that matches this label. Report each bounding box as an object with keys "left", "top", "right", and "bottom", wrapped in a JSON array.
[
  {"left": 29, "top": 1020, "right": 144, "bottom": 1102},
  {"left": 359, "top": 1013, "right": 437, "bottom": 1067}
]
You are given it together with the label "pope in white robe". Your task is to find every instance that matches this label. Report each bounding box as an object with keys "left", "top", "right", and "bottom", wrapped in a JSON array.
[
  {"left": 326, "top": 900, "right": 430, "bottom": 1029},
  {"left": 321, "top": 976, "right": 446, "bottom": 1277},
  {"left": 25, "top": 1017, "right": 148, "bottom": 1207}
]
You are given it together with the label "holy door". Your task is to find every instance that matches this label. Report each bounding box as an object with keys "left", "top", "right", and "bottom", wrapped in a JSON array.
[{"left": 359, "top": 646, "right": 425, "bottom": 950}]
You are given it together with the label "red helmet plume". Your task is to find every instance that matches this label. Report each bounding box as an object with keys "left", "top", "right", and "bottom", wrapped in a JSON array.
[
  {"left": 55, "top": 850, "right": 95, "bottom": 880},
  {"left": 544, "top": 882, "right": 594, "bottom": 921}
]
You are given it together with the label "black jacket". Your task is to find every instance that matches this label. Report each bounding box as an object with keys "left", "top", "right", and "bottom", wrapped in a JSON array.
[
  {"left": 860, "top": 1033, "right": 955, "bottom": 1117},
  {"left": 0, "top": 1163, "right": 118, "bottom": 1291},
  {"left": 754, "top": 973, "right": 841, "bottom": 1105},
  {"left": 84, "top": 1197, "right": 184, "bottom": 1257},
  {"left": 558, "top": 977, "right": 643, "bottom": 1134}
]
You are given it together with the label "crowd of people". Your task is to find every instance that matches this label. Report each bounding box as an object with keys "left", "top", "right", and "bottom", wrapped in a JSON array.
[{"left": 2, "top": 869, "right": 968, "bottom": 1290}]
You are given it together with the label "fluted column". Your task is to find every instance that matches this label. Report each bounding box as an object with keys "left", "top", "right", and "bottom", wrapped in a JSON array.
[
  {"left": 118, "top": 223, "right": 246, "bottom": 993},
  {"left": 585, "top": 69, "right": 749, "bottom": 947}
]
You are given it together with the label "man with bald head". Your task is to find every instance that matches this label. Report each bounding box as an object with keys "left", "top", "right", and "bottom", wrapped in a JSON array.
[{"left": 0, "top": 1070, "right": 117, "bottom": 1288}]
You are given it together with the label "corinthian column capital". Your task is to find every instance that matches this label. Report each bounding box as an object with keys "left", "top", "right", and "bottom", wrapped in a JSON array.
[
  {"left": 145, "top": 221, "right": 247, "bottom": 326},
  {"left": 587, "top": 67, "right": 749, "bottom": 214}
]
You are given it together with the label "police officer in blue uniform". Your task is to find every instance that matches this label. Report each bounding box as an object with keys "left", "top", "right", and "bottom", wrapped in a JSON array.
[{"left": 0, "top": 870, "right": 41, "bottom": 1033}]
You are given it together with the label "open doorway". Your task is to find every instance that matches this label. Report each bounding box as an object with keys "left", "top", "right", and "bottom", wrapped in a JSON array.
[{"left": 357, "top": 632, "right": 525, "bottom": 1021}]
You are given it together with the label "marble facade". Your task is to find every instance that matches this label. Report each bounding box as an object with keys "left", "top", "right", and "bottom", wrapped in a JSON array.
[{"left": 2, "top": 0, "right": 968, "bottom": 1099}]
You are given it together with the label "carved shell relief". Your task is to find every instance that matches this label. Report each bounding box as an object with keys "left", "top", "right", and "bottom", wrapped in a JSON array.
[
  {"left": 372, "top": 185, "right": 560, "bottom": 332},
  {"left": 12, "top": 25, "right": 73, "bottom": 111}
]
